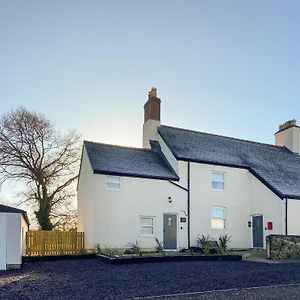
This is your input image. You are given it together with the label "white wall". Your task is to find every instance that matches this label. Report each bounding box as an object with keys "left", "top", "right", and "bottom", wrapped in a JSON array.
[
  {"left": 77, "top": 147, "right": 187, "bottom": 250},
  {"left": 180, "top": 161, "right": 284, "bottom": 249},
  {"left": 21, "top": 216, "right": 28, "bottom": 256},
  {"left": 78, "top": 148, "right": 287, "bottom": 250},
  {"left": 158, "top": 134, "right": 179, "bottom": 175},
  {"left": 249, "top": 174, "right": 285, "bottom": 247},
  {"left": 187, "top": 162, "right": 251, "bottom": 248},
  {"left": 275, "top": 126, "right": 300, "bottom": 154},
  {"left": 6, "top": 213, "right": 22, "bottom": 265},
  {"left": 143, "top": 119, "right": 160, "bottom": 149},
  {"left": 0, "top": 214, "right": 7, "bottom": 270},
  {"left": 0, "top": 212, "right": 26, "bottom": 270},
  {"left": 287, "top": 199, "right": 300, "bottom": 235},
  {"left": 77, "top": 147, "right": 97, "bottom": 249}
]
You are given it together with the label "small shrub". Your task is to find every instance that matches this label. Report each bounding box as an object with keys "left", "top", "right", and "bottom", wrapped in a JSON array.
[
  {"left": 95, "top": 244, "right": 102, "bottom": 254},
  {"left": 124, "top": 249, "right": 132, "bottom": 255},
  {"left": 218, "top": 234, "right": 231, "bottom": 252},
  {"left": 155, "top": 238, "right": 164, "bottom": 253},
  {"left": 126, "top": 241, "right": 141, "bottom": 255},
  {"left": 217, "top": 245, "right": 225, "bottom": 255},
  {"left": 101, "top": 245, "right": 118, "bottom": 257},
  {"left": 197, "top": 235, "right": 211, "bottom": 255}
]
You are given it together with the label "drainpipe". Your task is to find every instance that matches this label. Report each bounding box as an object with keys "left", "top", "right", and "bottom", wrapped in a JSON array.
[
  {"left": 285, "top": 198, "right": 288, "bottom": 235},
  {"left": 168, "top": 161, "right": 191, "bottom": 249},
  {"left": 187, "top": 161, "right": 191, "bottom": 249}
]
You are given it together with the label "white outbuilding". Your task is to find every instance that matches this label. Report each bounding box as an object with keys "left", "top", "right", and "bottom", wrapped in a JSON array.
[{"left": 0, "top": 204, "right": 29, "bottom": 270}]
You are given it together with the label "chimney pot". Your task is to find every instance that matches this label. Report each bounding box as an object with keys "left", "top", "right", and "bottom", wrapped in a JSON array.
[
  {"left": 144, "top": 87, "right": 161, "bottom": 123},
  {"left": 279, "top": 119, "right": 297, "bottom": 132}
]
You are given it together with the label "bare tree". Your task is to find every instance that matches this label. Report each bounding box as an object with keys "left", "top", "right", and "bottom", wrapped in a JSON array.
[{"left": 0, "top": 107, "right": 81, "bottom": 230}]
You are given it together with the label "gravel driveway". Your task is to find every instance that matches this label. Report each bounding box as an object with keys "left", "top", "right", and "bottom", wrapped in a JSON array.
[{"left": 0, "top": 258, "right": 300, "bottom": 299}]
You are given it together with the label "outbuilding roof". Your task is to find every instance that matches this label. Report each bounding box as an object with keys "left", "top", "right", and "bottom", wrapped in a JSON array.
[
  {"left": 84, "top": 141, "right": 179, "bottom": 181},
  {"left": 0, "top": 204, "right": 30, "bottom": 225},
  {"left": 159, "top": 125, "right": 300, "bottom": 199}
]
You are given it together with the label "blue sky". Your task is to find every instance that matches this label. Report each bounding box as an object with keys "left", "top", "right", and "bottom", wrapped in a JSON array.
[{"left": 1, "top": 0, "right": 300, "bottom": 149}]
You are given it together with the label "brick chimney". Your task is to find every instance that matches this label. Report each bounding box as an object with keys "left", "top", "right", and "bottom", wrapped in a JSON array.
[
  {"left": 143, "top": 87, "right": 161, "bottom": 148},
  {"left": 275, "top": 119, "right": 300, "bottom": 154}
]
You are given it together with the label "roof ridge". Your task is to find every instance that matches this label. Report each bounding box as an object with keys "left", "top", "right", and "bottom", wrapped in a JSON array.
[
  {"left": 160, "top": 125, "right": 285, "bottom": 150},
  {"left": 0, "top": 203, "right": 26, "bottom": 213},
  {"left": 84, "top": 140, "right": 153, "bottom": 152}
]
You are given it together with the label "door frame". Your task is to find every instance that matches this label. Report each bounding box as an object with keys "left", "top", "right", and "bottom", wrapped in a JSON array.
[
  {"left": 163, "top": 213, "right": 179, "bottom": 251},
  {"left": 251, "top": 214, "right": 264, "bottom": 248}
]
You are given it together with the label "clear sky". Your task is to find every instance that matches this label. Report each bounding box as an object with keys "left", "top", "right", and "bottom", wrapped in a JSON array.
[{"left": 1, "top": 0, "right": 300, "bottom": 148}]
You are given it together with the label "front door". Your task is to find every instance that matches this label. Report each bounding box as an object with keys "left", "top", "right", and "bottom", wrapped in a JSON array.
[
  {"left": 252, "top": 215, "right": 264, "bottom": 248},
  {"left": 163, "top": 214, "right": 177, "bottom": 250}
]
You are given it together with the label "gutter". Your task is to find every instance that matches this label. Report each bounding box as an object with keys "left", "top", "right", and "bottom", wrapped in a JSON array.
[{"left": 285, "top": 198, "right": 288, "bottom": 235}]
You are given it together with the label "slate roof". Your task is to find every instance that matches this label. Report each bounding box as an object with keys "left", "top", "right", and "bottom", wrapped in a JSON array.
[
  {"left": 0, "top": 204, "right": 30, "bottom": 225},
  {"left": 158, "top": 125, "right": 300, "bottom": 199},
  {"left": 84, "top": 141, "right": 179, "bottom": 181}
]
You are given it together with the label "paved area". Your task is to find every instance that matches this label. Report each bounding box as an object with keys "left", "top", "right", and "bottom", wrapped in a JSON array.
[
  {"left": 0, "top": 258, "right": 300, "bottom": 299},
  {"left": 138, "top": 284, "right": 300, "bottom": 299}
]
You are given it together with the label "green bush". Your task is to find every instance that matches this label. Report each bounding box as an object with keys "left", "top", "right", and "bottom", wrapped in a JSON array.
[
  {"left": 218, "top": 234, "right": 231, "bottom": 253},
  {"left": 197, "top": 235, "right": 211, "bottom": 255},
  {"left": 126, "top": 241, "right": 141, "bottom": 255}
]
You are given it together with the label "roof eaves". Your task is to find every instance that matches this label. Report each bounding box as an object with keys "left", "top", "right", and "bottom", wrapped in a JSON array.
[
  {"left": 150, "top": 140, "right": 179, "bottom": 179},
  {"left": 176, "top": 157, "right": 249, "bottom": 170},
  {"left": 77, "top": 143, "right": 85, "bottom": 191},
  {"left": 285, "top": 194, "right": 300, "bottom": 200},
  {"left": 157, "top": 129, "right": 180, "bottom": 160},
  {"left": 93, "top": 170, "right": 179, "bottom": 181}
]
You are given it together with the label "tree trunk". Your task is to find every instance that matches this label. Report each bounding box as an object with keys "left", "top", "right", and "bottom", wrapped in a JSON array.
[{"left": 35, "top": 198, "right": 54, "bottom": 230}]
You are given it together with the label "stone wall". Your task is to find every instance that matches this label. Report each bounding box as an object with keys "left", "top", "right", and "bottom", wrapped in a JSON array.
[{"left": 266, "top": 234, "right": 300, "bottom": 260}]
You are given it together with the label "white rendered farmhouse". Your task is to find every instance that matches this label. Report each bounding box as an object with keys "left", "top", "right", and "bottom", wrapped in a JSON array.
[{"left": 77, "top": 89, "right": 300, "bottom": 251}]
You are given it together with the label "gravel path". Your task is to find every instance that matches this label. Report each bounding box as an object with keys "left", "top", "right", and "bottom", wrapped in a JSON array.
[{"left": 0, "top": 258, "right": 300, "bottom": 299}]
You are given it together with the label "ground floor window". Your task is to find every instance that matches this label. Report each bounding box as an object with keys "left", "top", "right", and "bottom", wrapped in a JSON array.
[
  {"left": 140, "top": 216, "right": 154, "bottom": 236},
  {"left": 211, "top": 207, "right": 226, "bottom": 229}
]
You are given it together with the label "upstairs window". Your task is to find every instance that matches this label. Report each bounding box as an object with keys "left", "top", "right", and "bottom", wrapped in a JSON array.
[
  {"left": 211, "top": 207, "right": 226, "bottom": 230},
  {"left": 211, "top": 172, "right": 225, "bottom": 190},
  {"left": 106, "top": 176, "right": 122, "bottom": 191},
  {"left": 140, "top": 216, "right": 155, "bottom": 236}
]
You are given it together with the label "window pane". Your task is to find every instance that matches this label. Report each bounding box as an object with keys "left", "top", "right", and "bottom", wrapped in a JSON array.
[
  {"left": 107, "top": 176, "right": 120, "bottom": 184},
  {"left": 107, "top": 182, "right": 121, "bottom": 189},
  {"left": 106, "top": 176, "right": 121, "bottom": 189},
  {"left": 140, "top": 217, "right": 153, "bottom": 226},
  {"left": 140, "top": 226, "right": 153, "bottom": 235},
  {"left": 212, "top": 173, "right": 224, "bottom": 182},
  {"left": 212, "top": 181, "right": 224, "bottom": 190},
  {"left": 212, "top": 208, "right": 225, "bottom": 219},
  {"left": 211, "top": 219, "right": 225, "bottom": 229}
]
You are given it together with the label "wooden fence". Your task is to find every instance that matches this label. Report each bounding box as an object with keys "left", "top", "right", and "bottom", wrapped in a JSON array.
[{"left": 26, "top": 230, "right": 84, "bottom": 256}]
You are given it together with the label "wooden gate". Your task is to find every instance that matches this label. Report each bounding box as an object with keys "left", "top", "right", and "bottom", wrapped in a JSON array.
[{"left": 26, "top": 231, "right": 84, "bottom": 256}]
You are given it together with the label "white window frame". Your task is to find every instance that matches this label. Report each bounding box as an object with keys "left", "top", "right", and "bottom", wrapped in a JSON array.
[
  {"left": 211, "top": 172, "right": 225, "bottom": 191},
  {"left": 106, "top": 175, "right": 122, "bottom": 191},
  {"left": 211, "top": 206, "right": 226, "bottom": 230},
  {"left": 139, "top": 216, "right": 155, "bottom": 237}
]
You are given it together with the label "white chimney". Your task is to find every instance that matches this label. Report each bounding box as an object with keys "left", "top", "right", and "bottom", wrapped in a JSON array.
[{"left": 275, "top": 119, "right": 300, "bottom": 154}]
